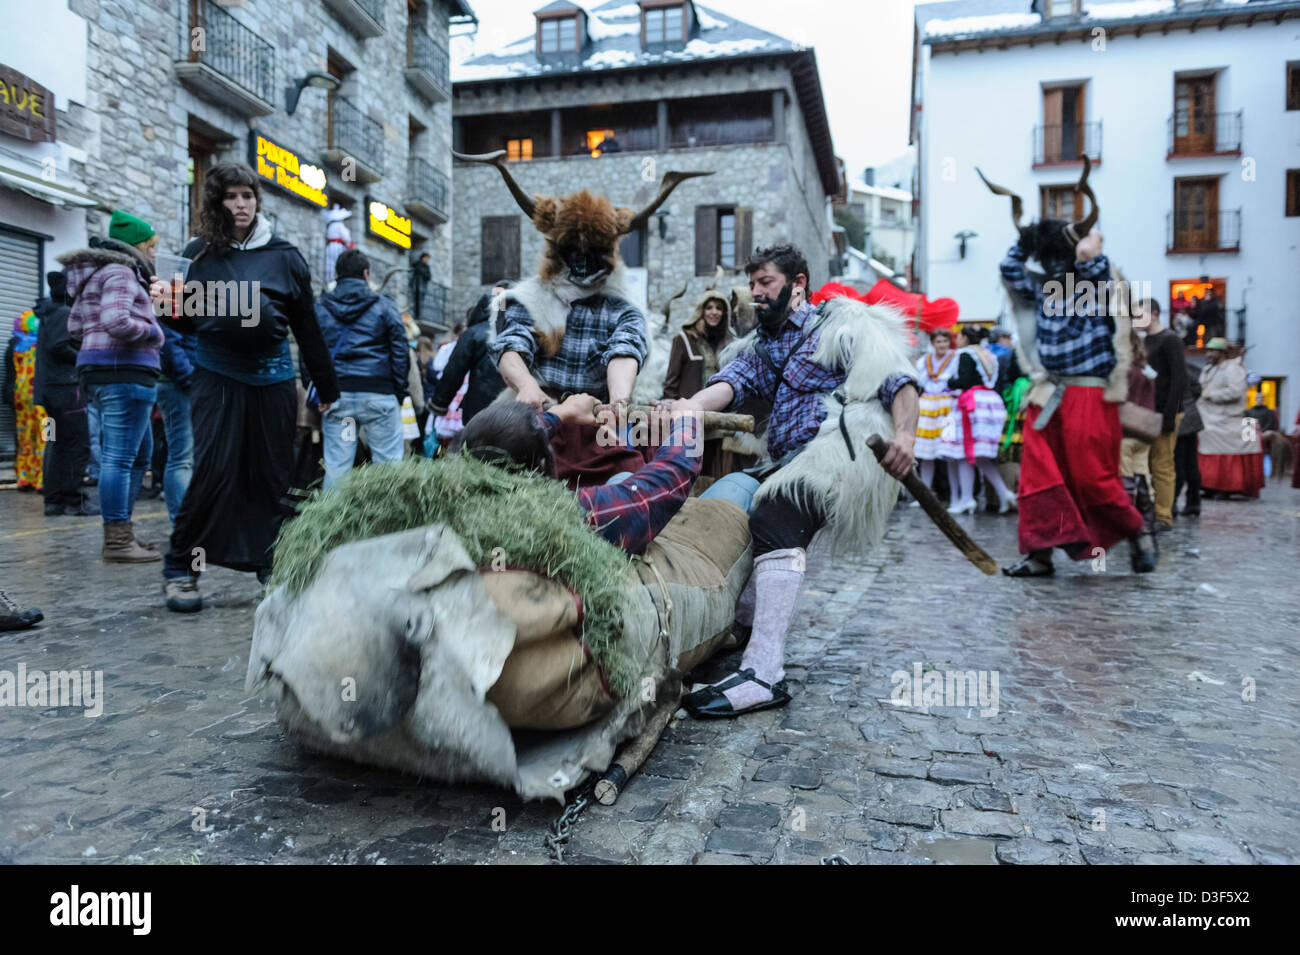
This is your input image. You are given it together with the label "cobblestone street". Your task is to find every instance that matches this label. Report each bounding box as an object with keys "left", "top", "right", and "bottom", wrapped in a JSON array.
[{"left": 2, "top": 484, "right": 1297, "bottom": 865}]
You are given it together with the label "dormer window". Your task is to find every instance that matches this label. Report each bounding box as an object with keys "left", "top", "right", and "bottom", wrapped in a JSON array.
[
  {"left": 641, "top": 1, "right": 689, "bottom": 46},
  {"left": 1040, "top": 0, "right": 1080, "bottom": 16},
  {"left": 540, "top": 16, "right": 578, "bottom": 53}
]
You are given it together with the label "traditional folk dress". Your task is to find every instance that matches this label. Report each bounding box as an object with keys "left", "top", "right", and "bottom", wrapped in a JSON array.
[
  {"left": 914, "top": 349, "right": 960, "bottom": 461},
  {"left": 949, "top": 345, "right": 1007, "bottom": 463},
  {"left": 1196, "top": 357, "right": 1264, "bottom": 497},
  {"left": 11, "top": 310, "right": 46, "bottom": 490}
]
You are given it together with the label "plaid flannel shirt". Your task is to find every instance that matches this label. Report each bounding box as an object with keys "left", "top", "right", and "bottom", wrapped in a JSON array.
[
  {"left": 1000, "top": 245, "right": 1116, "bottom": 379},
  {"left": 492, "top": 296, "right": 647, "bottom": 398},
  {"left": 541, "top": 411, "right": 701, "bottom": 555},
  {"left": 708, "top": 302, "right": 917, "bottom": 462}
]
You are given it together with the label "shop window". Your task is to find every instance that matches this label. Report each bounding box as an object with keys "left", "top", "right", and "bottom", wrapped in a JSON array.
[{"left": 506, "top": 138, "right": 533, "bottom": 162}]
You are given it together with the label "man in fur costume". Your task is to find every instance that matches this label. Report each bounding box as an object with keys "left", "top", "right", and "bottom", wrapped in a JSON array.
[
  {"left": 978, "top": 158, "right": 1155, "bottom": 577},
  {"left": 661, "top": 244, "right": 921, "bottom": 717}
]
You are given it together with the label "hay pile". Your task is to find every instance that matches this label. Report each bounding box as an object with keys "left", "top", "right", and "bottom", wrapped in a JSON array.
[{"left": 270, "top": 455, "right": 636, "bottom": 696}]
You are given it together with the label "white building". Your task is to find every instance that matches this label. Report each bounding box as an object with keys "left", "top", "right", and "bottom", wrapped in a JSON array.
[
  {"left": 846, "top": 178, "right": 915, "bottom": 276},
  {"left": 911, "top": 0, "right": 1300, "bottom": 425}
]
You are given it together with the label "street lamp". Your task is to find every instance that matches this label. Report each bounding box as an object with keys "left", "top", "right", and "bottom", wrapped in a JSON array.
[
  {"left": 656, "top": 209, "right": 671, "bottom": 240},
  {"left": 286, "top": 72, "right": 341, "bottom": 115},
  {"left": 955, "top": 230, "right": 977, "bottom": 259}
]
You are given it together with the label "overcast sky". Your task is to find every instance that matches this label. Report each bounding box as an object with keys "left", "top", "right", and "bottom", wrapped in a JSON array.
[{"left": 451, "top": 0, "right": 923, "bottom": 183}]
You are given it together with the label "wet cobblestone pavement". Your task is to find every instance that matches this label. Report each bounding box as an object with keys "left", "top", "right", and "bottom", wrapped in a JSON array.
[{"left": 2, "top": 483, "right": 1297, "bottom": 865}]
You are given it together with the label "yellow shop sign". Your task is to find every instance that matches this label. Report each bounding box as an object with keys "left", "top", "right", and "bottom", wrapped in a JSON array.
[
  {"left": 250, "top": 132, "right": 328, "bottom": 208},
  {"left": 366, "top": 198, "right": 411, "bottom": 249}
]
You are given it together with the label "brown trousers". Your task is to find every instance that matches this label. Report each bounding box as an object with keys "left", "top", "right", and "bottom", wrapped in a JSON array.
[{"left": 1150, "top": 412, "right": 1183, "bottom": 524}]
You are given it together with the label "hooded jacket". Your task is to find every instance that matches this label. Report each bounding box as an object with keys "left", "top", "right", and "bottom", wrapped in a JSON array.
[
  {"left": 58, "top": 238, "right": 164, "bottom": 387},
  {"left": 662, "top": 292, "right": 734, "bottom": 399},
  {"left": 429, "top": 291, "right": 506, "bottom": 423},
  {"left": 309, "top": 276, "right": 409, "bottom": 398},
  {"left": 34, "top": 273, "right": 76, "bottom": 402}
]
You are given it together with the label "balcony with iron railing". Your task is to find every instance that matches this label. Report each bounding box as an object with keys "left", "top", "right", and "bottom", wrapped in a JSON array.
[
  {"left": 174, "top": 0, "right": 275, "bottom": 116},
  {"left": 406, "top": 157, "right": 448, "bottom": 224},
  {"left": 322, "top": 96, "right": 384, "bottom": 184},
  {"left": 1032, "top": 121, "right": 1102, "bottom": 166},
  {"left": 1166, "top": 208, "right": 1241, "bottom": 254},
  {"left": 323, "top": 0, "right": 385, "bottom": 38},
  {"left": 1166, "top": 110, "right": 1242, "bottom": 157},
  {"left": 406, "top": 29, "right": 450, "bottom": 103},
  {"left": 414, "top": 283, "right": 449, "bottom": 332}
]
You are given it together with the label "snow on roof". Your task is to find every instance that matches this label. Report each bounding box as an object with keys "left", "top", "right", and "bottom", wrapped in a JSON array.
[
  {"left": 453, "top": 0, "right": 795, "bottom": 83},
  {"left": 922, "top": 0, "right": 1268, "bottom": 40},
  {"left": 1082, "top": 0, "right": 1173, "bottom": 17},
  {"left": 849, "top": 180, "right": 913, "bottom": 201},
  {"left": 925, "top": 11, "right": 1040, "bottom": 37}
]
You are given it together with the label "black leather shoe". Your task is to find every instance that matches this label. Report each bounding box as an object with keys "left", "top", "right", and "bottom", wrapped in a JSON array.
[
  {"left": 1129, "top": 534, "right": 1157, "bottom": 574},
  {"left": 682, "top": 668, "right": 791, "bottom": 719},
  {"left": 1003, "top": 556, "right": 1054, "bottom": 577}
]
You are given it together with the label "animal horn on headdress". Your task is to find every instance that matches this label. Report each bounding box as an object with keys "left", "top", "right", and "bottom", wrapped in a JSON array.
[
  {"left": 453, "top": 149, "right": 538, "bottom": 220},
  {"left": 1066, "top": 154, "right": 1098, "bottom": 243},
  {"left": 625, "top": 171, "right": 713, "bottom": 233},
  {"left": 975, "top": 166, "right": 1024, "bottom": 234}
]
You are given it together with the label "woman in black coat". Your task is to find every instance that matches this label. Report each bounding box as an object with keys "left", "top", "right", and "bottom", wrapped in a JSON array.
[
  {"left": 429, "top": 285, "right": 508, "bottom": 425},
  {"left": 156, "top": 162, "right": 339, "bottom": 613}
]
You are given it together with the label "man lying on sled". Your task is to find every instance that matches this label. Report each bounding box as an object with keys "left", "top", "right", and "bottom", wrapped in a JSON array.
[
  {"left": 453, "top": 393, "right": 712, "bottom": 555},
  {"left": 659, "top": 244, "right": 921, "bottom": 719}
]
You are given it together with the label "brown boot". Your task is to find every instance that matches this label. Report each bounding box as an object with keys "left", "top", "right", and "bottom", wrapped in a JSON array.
[{"left": 102, "top": 521, "right": 161, "bottom": 563}]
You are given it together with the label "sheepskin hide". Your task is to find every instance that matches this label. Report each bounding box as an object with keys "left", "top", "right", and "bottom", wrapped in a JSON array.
[
  {"left": 497, "top": 261, "right": 637, "bottom": 359},
  {"left": 750, "top": 298, "right": 917, "bottom": 556}
]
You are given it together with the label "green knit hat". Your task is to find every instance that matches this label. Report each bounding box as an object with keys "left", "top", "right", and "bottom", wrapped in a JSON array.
[{"left": 108, "top": 209, "right": 155, "bottom": 246}]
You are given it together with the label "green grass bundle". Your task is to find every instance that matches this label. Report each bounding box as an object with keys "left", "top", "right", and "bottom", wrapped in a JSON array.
[{"left": 270, "top": 455, "right": 636, "bottom": 696}]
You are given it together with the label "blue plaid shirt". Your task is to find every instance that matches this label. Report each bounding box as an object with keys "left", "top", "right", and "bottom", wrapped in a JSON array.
[
  {"left": 708, "top": 302, "right": 918, "bottom": 462},
  {"left": 491, "top": 296, "right": 647, "bottom": 399},
  {"left": 1000, "top": 245, "right": 1116, "bottom": 379}
]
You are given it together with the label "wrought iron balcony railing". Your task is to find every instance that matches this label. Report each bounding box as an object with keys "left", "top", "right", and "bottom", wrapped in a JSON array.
[
  {"left": 328, "top": 96, "right": 385, "bottom": 177},
  {"left": 175, "top": 0, "right": 275, "bottom": 114},
  {"left": 406, "top": 157, "right": 448, "bottom": 223},
  {"left": 406, "top": 28, "right": 450, "bottom": 102},
  {"left": 1032, "top": 121, "right": 1102, "bottom": 165},
  {"left": 1166, "top": 110, "right": 1243, "bottom": 155},
  {"left": 1166, "top": 208, "right": 1241, "bottom": 253},
  {"left": 322, "top": 0, "right": 385, "bottom": 38}
]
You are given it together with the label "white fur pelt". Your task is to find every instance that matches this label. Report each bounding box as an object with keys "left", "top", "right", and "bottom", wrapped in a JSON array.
[
  {"left": 752, "top": 298, "right": 917, "bottom": 557},
  {"left": 491, "top": 262, "right": 635, "bottom": 348}
]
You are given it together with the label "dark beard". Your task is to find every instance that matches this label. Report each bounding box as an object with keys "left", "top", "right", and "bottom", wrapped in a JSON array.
[{"left": 753, "top": 284, "right": 793, "bottom": 334}]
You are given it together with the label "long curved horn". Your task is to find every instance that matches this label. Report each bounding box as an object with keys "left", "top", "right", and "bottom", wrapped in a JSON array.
[
  {"left": 625, "top": 171, "right": 713, "bottom": 233},
  {"left": 1067, "top": 154, "right": 1098, "bottom": 242},
  {"left": 453, "top": 149, "right": 537, "bottom": 219},
  {"left": 975, "top": 167, "right": 1024, "bottom": 233}
]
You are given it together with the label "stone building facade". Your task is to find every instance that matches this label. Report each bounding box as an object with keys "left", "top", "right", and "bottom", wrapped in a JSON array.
[
  {"left": 451, "top": 0, "right": 838, "bottom": 356},
  {"left": 18, "top": 0, "right": 471, "bottom": 326}
]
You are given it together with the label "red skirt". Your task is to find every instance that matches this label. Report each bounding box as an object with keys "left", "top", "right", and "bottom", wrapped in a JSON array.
[
  {"left": 1017, "top": 387, "right": 1144, "bottom": 559},
  {"left": 1199, "top": 452, "right": 1264, "bottom": 497}
]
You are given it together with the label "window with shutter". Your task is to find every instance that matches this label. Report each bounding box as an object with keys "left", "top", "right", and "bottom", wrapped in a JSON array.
[
  {"left": 735, "top": 208, "right": 753, "bottom": 268},
  {"left": 1287, "top": 169, "right": 1300, "bottom": 217},
  {"left": 481, "top": 215, "right": 521, "bottom": 284},
  {"left": 694, "top": 205, "right": 716, "bottom": 275}
]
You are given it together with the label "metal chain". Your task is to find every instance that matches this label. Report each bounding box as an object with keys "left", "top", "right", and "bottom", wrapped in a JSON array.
[{"left": 544, "top": 783, "right": 594, "bottom": 863}]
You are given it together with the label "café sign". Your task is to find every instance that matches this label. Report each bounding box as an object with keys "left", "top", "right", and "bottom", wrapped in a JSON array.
[
  {"left": 250, "top": 131, "right": 328, "bottom": 208},
  {"left": 366, "top": 197, "right": 411, "bottom": 250},
  {"left": 0, "top": 64, "right": 56, "bottom": 143}
]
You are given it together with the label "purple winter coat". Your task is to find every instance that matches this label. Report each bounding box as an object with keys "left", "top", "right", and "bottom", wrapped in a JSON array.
[{"left": 58, "top": 238, "right": 163, "bottom": 380}]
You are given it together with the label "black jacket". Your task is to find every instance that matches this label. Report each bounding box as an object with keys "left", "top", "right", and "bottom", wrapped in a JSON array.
[
  {"left": 34, "top": 294, "right": 77, "bottom": 402},
  {"left": 429, "top": 308, "right": 504, "bottom": 423},
  {"left": 310, "top": 277, "right": 409, "bottom": 398},
  {"left": 169, "top": 235, "right": 339, "bottom": 404}
]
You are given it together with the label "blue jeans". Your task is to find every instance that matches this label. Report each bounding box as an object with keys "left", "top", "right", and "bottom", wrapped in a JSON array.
[
  {"left": 86, "top": 381, "right": 156, "bottom": 523},
  {"left": 86, "top": 399, "right": 101, "bottom": 480},
  {"left": 155, "top": 380, "right": 193, "bottom": 522},
  {"left": 700, "top": 472, "right": 760, "bottom": 513},
  {"left": 322, "top": 391, "right": 405, "bottom": 490}
]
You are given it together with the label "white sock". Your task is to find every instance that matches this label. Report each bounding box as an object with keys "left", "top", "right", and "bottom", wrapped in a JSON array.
[
  {"left": 958, "top": 460, "right": 976, "bottom": 504},
  {"left": 945, "top": 460, "right": 962, "bottom": 507},
  {"left": 977, "top": 458, "right": 1010, "bottom": 504},
  {"left": 721, "top": 548, "right": 805, "bottom": 709}
]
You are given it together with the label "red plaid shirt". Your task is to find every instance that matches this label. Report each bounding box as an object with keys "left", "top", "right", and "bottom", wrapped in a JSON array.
[{"left": 541, "top": 412, "right": 702, "bottom": 555}]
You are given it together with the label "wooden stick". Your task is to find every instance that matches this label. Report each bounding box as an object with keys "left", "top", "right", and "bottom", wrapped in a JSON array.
[
  {"left": 865, "top": 434, "right": 999, "bottom": 576},
  {"left": 594, "top": 694, "right": 680, "bottom": 806},
  {"left": 615, "top": 406, "right": 754, "bottom": 434}
]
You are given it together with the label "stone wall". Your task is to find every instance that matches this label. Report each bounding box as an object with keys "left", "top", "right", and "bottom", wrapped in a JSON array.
[{"left": 63, "top": 0, "right": 455, "bottom": 306}]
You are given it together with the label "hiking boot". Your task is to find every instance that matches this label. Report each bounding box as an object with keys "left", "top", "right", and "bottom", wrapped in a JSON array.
[
  {"left": 102, "top": 521, "right": 161, "bottom": 563},
  {"left": 0, "top": 590, "right": 43, "bottom": 631},
  {"left": 164, "top": 577, "right": 202, "bottom": 613}
]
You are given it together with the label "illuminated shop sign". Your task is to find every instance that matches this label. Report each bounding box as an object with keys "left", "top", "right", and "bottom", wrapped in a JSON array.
[
  {"left": 366, "top": 197, "right": 411, "bottom": 249},
  {"left": 250, "top": 131, "right": 328, "bottom": 208}
]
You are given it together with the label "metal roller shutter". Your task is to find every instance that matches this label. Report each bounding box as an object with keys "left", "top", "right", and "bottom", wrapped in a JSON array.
[{"left": 0, "top": 228, "right": 42, "bottom": 464}]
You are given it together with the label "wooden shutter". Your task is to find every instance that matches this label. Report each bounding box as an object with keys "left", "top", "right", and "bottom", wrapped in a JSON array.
[
  {"left": 1043, "top": 88, "right": 1063, "bottom": 162},
  {"left": 481, "top": 215, "right": 520, "bottom": 284},
  {"left": 735, "top": 207, "right": 753, "bottom": 269},
  {"left": 694, "top": 205, "right": 716, "bottom": 275}
]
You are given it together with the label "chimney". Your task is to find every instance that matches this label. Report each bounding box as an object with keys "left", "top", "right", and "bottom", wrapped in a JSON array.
[{"left": 862, "top": 167, "right": 875, "bottom": 187}]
